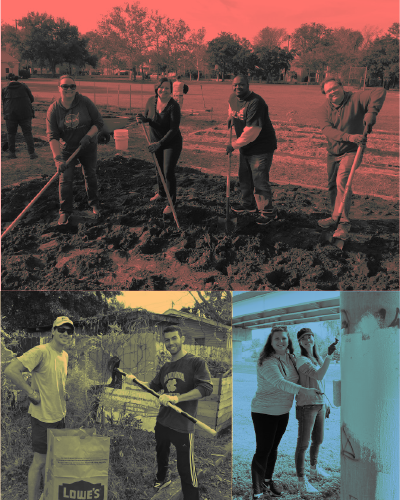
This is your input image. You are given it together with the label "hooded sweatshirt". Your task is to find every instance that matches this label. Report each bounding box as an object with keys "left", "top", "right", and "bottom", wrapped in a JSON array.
[
  {"left": 2, "top": 81, "right": 34, "bottom": 120},
  {"left": 318, "top": 87, "right": 386, "bottom": 156},
  {"left": 46, "top": 93, "right": 104, "bottom": 152}
]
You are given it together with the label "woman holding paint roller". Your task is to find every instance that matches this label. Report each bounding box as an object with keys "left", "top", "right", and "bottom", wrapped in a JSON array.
[
  {"left": 250, "top": 326, "right": 322, "bottom": 499},
  {"left": 295, "top": 328, "right": 338, "bottom": 494},
  {"left": 136, "top": 78, "right": 183, "bottom": 215}
]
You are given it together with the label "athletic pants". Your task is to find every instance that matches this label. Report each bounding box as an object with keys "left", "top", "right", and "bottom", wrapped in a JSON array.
[
  {"left": 154, "top": 137, "right": 183, "bottom": 205},
  {"left": 251, "top": 412, "right": 289, "bottom": 494},
  {"left": 155, "top": 422, "right": 199, "bottom": 500}
]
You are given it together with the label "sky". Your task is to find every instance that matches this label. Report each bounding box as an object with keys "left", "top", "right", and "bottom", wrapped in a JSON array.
[
  {"left": 2, "top": 0, "right": 398, "bottom": 42},
  {"left": 117, "top": 291, "right": 196, "bottom": 314}
]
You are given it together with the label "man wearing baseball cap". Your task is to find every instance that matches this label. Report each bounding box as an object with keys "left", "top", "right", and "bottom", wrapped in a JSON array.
[{"left": 5, "top": 316, "right": 74, "bottom": 500}]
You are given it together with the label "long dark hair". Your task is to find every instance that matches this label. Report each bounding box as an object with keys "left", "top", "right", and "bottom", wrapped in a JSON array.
[
  {"left": 298, "top": 329, "right": 323, "bottom": 365},
  {"left": 258, "top": 326, "right": 294, "bottom": 366},
  {"left": 154, "top": 77, "right": 172, "bottom": 97}
]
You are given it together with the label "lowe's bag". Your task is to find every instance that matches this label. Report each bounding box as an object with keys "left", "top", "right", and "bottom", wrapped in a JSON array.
[{"left": 43, "top": 428, "right": 110, "bottom": 500}]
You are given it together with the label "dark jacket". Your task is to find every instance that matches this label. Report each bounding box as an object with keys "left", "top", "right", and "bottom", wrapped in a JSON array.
[
  {"left": 144, "top": 96, "right": 182, "bottom": 147},
  {"left": 2, "top": 81, "right": 34, "bottom": 120},
  {"left": 46, "top": 93, "right": 104, "bottom": 152},
  {"left": 318, "top": 87, "right": 386, "bottom": 156}
]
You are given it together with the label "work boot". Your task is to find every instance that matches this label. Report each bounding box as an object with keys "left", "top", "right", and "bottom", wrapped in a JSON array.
[
  {"left": 263, "top": 479, "right": 283, "bottom": 497},
  {"left": 92, "top": 205, "right": 101, "bottom": 217},
  {"left": 310, "top": 465, "right": 330, "bottom": 479},
  {"left": 298, "top": 477, "right": 319, "bottom": 494},
  {"left": 58, "top": 213, "right": 70, "bottom": 225},
  {"left": 7, "top": 151, "right": 17, "bottom": 159},
  {"left": 333, "top": 223, "right": 350, "bottom": 240},
  {"left": 256, "top": 209, "right": 275, "bottom": 225},
  {"left": 29, "top": 152, "right": 38, "bottom": 159},
  {"left": 163, "top": 205, "right": 172, "bottom": 215},
  {"left": 153, "top": 471, "right": 171, "bottom": 491},
  {"left": 317, "top": 216, "right": 336, "bottom": 228},
  {"left": 150, "top": 193, "right": 163, "bottom": 202},
  {"left": 231, "top": 203, "right": 257, "bottom": 214}
]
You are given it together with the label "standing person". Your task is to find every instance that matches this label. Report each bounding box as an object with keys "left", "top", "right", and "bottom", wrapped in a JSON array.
[
  {"left": 46, "top": 75, "right": 104, "bottom": 225},
  {"left": 251, "top": 326, "right": 321, "bottom": 499},
  {"left": 173, "top": 76, "right": 186, "bottom": 112},
  {"left": 317, "top": 76, "right": 386, "bottom": 240},
  {"left": 136, "top": 78, "right": 183, "bottom": 215},
  {"left": 1, "top": 74, "right": 38, "bottom": 159},
  {"left": 4, "top": 316, "right": 74, "bottom": 500},
  {"left": 125, "top": 325, "right": 213, "bottom": 500},
  {"left": 295, "top": 328, "right": 337, "bottom": 494},
  {"left": 226, "top": 75, "right": 277, "bottom": 224}
]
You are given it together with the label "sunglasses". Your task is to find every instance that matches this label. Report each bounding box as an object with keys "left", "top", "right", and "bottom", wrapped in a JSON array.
[
  {"left": 57, "top": 327, "right": 74, "bottom": 335},
  {"left": 60, "top": 84, "right": 76, "bottom": 90}
]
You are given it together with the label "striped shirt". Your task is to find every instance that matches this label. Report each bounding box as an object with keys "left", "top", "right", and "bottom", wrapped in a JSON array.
[
  {"left": 251, "top": 353, "right": 300, "bottom": 415},
  {"left": 295, "top": 356, "right": 326, "bottom": 406}
]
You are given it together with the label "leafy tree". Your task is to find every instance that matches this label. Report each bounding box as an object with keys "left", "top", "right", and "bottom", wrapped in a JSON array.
[
  {"left": 1, "top": 292, "right": 123, "bottom": 333},
  {"left": 206, "top": 32, "right": 251, "bottom": 81},
  {"left": 160, "top": 18, "right": 190, "bottom": 75},
  {"left": 147, "top": 11, "right": 168, "bottom": 77},
  {"left": 255, "top": 46, "right": 294, "bottom": 81},
  {"left": 362, "top": 30, "right": 399, "bottom": 88},
  {"left": 187, "top": 27, "right": 207, "bottom": 80},
  {"left": 180, "top": 292, "right": 232, "bottom": 327},
  {"left": 253, "top": 27, "right": 288, "bottom": 50},
  {"left": 291, "top": 22, "right": 333, "bottom": 56},
  {"left": 388, "top": 22, "right": 399, "bottom": 39}
]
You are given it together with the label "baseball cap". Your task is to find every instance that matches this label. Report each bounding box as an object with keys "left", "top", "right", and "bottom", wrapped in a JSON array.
[
  {"left": 297, "top": 328, "right": 314, "bottom": 341},
  {"left": 53, "top": 316, "right": 74, "bottom": 329}
]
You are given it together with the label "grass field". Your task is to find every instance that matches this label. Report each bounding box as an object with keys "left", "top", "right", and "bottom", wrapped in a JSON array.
[{"left": 232, "top": 361, "right": 341, "bottom": 500}]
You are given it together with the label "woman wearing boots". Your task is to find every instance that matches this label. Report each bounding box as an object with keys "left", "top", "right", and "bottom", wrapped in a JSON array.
[
  {"left": 295, "top": 328, "right": 337, "bottom": 494},
  {"left": 251, "top": 326, "right": 321, "bottom": 499},
  {"left": 136, "top": 78, "right": 182, "bottom": 215}
]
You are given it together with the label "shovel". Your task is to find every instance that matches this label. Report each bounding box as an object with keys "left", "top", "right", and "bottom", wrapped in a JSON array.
[
  {"left": 218, "top": 125, "right": 237, "bottom": 233},
  {"left": 320, "top": 129, "right": 368, "bottom": 250},
  {"left": 1, "top": 146, "right": 82, "bottom": 239}
]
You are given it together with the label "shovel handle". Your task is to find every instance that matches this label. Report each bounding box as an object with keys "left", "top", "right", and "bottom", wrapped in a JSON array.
[
  {"left": 1, "top": 146, "right": 82, "bottom": 239},
  {"left": 140, "top": 123, "right": 180, "bottom": 230}
]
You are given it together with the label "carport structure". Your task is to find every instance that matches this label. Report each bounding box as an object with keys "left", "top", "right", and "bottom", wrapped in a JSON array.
[{"left": 232, "top": 291, "right": 399, "bottom": 500}]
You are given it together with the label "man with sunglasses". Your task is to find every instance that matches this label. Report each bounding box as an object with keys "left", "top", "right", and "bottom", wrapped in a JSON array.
[
  {"left": 317, "top": 76, "right": 386, "bottom": 240},
  {"left": 5, "top": 316, "right": 74, "bottom": 500}
]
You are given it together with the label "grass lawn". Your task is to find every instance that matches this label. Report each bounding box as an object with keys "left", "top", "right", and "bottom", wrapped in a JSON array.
[{"left": 232, "top": 361, "right": 341, "bottom": 499}]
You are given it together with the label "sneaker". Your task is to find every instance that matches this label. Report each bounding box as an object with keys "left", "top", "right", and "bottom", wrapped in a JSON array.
[
  {"left": 58, "top": 213, "right": 70, "bottom": 225},
  {"left": 298, "top": 477, "right": 319, "bottom": 494},
  {"left": 231, "top": 204, "right": 257, "bottom": 214},
  {"left": 29, "top": 152, "right": 38, "bottom": 159},
  {"left": 317, "top": 217, "right": 336, "bottom": 229},
  {"left": 92, "top": 205, "right": 101, "bottom": 217},
  {"left": 150, "top": 193, "right": 163, "bottom": 202},
  {"left": 7, "top": 152, "right": 17, "bottom": 159},
  {"left": 263, "top": 479, "right": 283, "bottom": 497},
  {"left": 163, "top": 205, "right": 172, "bottom": 215},
  {"left": 310, "top": 465, "right": 330, "bottom": 479},
  {"left": 332, "top": 223, "right": 350, "bottom": 240},
  {"left": 256, "top": 209, "right": 275, "bottom": 225},
  {"left": 153, "top": 473, "right": 171, "bottom": 491}
]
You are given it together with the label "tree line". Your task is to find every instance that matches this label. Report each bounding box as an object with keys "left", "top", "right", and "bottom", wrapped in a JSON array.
[{"left": 1, "top": 3, "right": 398, "bottom": 87}]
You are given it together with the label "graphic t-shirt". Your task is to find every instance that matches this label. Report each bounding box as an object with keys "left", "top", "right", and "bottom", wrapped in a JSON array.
[
  {"left": 228, "top": 91, "right": 277, "bottom": 155},
  {"left": 149, "top": 353, "right": 213, "bottom": 433},
  {"left": 18, "top": 343, "right": 68, "bottom": 423}
]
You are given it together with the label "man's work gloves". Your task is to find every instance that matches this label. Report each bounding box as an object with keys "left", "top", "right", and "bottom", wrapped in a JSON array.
[
  {"left": 98, "top": 130, "right": 111, "bottom": 144},
  {"left": 363, "top": 112, "right": 376, "bottom": 134},
  {"left": 136, "top": 113, "right": 149, "bottom": 124},
  {"left": 159, "top": 394, "right": 179, "bottom": 406},
  {"left": 226, "top": 145, "right": 234, "bottom": 155},
  {"left": 348, "top": 134, "right": 366, "bottom": 146},
  {"left": 79, "top": 134, "right": 92, "bottom": 150},
  {"left": 54, "top": 155, "right": 67, "bottom": 173},
  {"left": 328, "top": 338, "right": 339, "bottom": 356}
]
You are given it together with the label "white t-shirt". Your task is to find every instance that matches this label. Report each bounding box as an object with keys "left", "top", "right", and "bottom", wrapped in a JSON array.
[
  {"left": 173, "top": 81, "right": 184, "bottom": 94},
  {"left": 18, "top": 343, "right": 68, "bottom": 423}
]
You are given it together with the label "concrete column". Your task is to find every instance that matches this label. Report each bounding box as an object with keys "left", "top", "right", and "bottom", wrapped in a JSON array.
[
  {"left": 232, "top": 327, "right": 252, "bottom": 364},
  {"left": 340, "top": 291, "right": 399, "bottom": 500}
]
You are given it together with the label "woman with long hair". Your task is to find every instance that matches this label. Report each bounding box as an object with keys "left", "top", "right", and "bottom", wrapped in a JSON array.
[
  {"left": 136, "top": 78, "right": 183, "bottom": 215},
  {"left": 250, "top": 326, "right": 321, "bottom": 499},
  {"left": 294, "top": 328, "right": 337, "bottom": 494}
]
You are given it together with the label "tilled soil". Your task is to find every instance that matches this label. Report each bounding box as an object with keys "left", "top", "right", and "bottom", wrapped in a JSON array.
[{"left": 2, "top": 154, "right": 398, "bottom": 291}]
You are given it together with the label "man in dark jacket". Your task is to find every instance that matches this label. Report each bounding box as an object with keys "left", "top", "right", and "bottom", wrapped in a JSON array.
[
  {"left": 317, "top": 76, "right": 386, "bottom": 240},
  {"left": 2, "top": 75, "right": 38, "bottom": 159}
]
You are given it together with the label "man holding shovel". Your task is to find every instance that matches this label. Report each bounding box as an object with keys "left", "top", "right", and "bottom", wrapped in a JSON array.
[
  {"left": 226, "top": 75, "right": 277, "bottom": 224},
  {"left": 317, "top": 76, "right": 386, "bottom": 240},
  {"left": 124, "top": 325, "right": 213, "bottom": 500},
  {"left": 4, "top": 316, "right": 74, "bottom": 500}
]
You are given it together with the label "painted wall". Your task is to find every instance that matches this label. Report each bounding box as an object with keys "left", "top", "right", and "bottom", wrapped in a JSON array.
[{"left": 340, "top": 292, "right": 399, "bottom": 500}]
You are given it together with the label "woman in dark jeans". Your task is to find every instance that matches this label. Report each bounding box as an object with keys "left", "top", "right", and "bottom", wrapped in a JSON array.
[
  {"left": 295, "top": 328, "right": 337, "bottom": 494},
  {"left": 250, "top": 326, "right": 320, "bottom": 499},
  {"left": 136, "top": 78, "right": 182, "bottom": 215}
]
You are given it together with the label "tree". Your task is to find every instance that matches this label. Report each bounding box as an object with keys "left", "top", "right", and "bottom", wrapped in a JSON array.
[
  {"left": 180, "top": 292, "right": 232, "bottom": 327},
  {"left": 161, "top": 18, "right": 190, "bottom": 74},
  {"left": 291, "top": 23, "right": 333, "bottom": 56},
  {"left": 253, "top": 27, "right": 288, "bottom": 51},
  {"left": 1, "top": 292, "right": 123, "bottom": 333},
  {"left": 388, "top": 22, "right": 399, "bottom": 39},
  {"left": 362, "top": 30, "right": 399, "bottom": 88},
  {"left": 255, "top": 46, "right": 294, "bottom": 81},
  {"left": 206, "top": 32, "right": 253, "bottom": 81},
  {"left": 147, "top": 11, "right": 168, "bottom": 77},
  {"left": 187, "top": 27, "right": 207, "bottom": 80}
]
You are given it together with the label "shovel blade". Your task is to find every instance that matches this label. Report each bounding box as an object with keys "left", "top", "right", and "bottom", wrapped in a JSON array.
[
  {"left": 217, "top": 216, "right": 238, "bottom": 233},
  {"left": 320, "top": 231, "right": 345, "bottom": 250}
]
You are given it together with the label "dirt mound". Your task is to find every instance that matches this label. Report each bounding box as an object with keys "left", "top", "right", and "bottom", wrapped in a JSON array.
[{"left": 1, "top": 156, "right": 398, "bottom": 290}]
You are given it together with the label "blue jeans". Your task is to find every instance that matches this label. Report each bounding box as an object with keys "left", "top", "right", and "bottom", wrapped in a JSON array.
[
  {"left": 239, "top": 152, "right": 274, "bottom": 211},
  {"left": 295, "top": 404, "right": 325, "bottom": 477},
  {"left": 6, "top": 118, "right": 35, "bottom": 154},
  {"left": 59, "top": 144, "right": 99, "bottom": 214},
  {"left": 327, "top": 152, "right": 357, "bottom": 223}
]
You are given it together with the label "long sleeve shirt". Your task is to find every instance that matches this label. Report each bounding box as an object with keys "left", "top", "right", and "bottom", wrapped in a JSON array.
[
  {"left": 295, "top": 355, "right": 326, "bottom": 406},
  {"left": 149, "top": 353, "right": 213, "bottom": 433},
  {"left": 318, "top": 87, "right": 386, "bottom": 156},
  {"left": 2, "top": 81, "right": 34, "bottom": 120},
  {"left": 144, "top": 96, "right": 182, "bottom": 148},
  {"left": 251, "top": 353, "right": 300, "bottom": 415}
]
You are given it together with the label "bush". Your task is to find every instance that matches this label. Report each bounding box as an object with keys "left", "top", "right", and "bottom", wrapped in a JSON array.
[{"left": 19, "top": 70, "right": 31, "bottom": 79}]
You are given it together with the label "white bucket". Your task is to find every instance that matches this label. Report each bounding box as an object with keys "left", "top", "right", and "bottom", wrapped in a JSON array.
[{"left": 114, "top": 129, "right": 129, "bottom": 151}]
